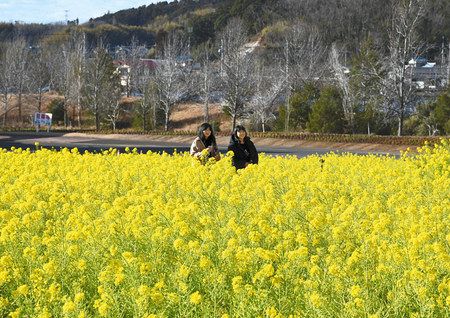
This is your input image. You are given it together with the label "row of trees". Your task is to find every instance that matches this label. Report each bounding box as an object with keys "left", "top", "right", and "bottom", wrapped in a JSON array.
[
  {"left": 0, "top": 0, "right": 449, "bottom": 135},
  {"left": 0, "top": 31, "right": 120, "bottom": 130}
]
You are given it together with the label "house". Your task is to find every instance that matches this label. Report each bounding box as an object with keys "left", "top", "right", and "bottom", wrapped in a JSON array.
[
  {"left": 113, "top": 60, "right": 131, "bottom": 87},
  {"left": 407, "top": 58, "right": 448, "bottom": 90}
]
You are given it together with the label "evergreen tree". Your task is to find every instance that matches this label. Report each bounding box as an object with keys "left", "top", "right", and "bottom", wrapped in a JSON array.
[
  {"left": 307, "top": 86, "right": 345, "bottom": 133},
  {"left": 434, "top": 87, "right": 450, "bottom": 134},
  {"left": 288, "top": 83, "right": 320, "bottom": 131}
]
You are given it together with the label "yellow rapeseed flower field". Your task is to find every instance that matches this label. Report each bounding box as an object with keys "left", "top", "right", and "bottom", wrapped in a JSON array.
[{"left": 0, "top": 140, "right": 449, "bottom": 317}]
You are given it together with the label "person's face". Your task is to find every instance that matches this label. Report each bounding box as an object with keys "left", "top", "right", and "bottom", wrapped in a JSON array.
[
  {"left": 237, "top": 130, "right": 246, "bottom": 140},
  {"left": 202, "top": 127, "right": 212, "bottom": 139}
]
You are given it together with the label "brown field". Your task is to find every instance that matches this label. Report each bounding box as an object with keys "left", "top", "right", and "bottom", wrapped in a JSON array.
[{"left": 1, "top": 93, "right": 231, "bottom": 131}]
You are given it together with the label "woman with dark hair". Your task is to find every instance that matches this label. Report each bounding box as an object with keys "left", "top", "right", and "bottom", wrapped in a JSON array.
[
  {"left": 228, "top": 125, "right": 258, "bottom": 169},
  {"left": 190, "top": 123, "right": 220, "bottom": 161}
]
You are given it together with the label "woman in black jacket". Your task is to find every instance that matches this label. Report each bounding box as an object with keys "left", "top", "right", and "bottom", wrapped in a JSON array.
[{"left": 228, "top": 125, "right": 258, "bottom": 169}]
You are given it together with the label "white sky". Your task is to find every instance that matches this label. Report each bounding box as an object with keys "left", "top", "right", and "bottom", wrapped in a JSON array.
[{"left": 0, "top": 0, "right": 161, "bottom": 24}]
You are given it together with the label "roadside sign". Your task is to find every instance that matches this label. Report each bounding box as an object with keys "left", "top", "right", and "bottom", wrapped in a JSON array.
[{"left": 34, "top": 112, "right": 52, "bottom": 132}]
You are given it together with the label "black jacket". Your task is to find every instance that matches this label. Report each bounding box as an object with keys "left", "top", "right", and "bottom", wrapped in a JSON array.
[{"left": 228, "top": 135, "right": 258, "bottom": 169}]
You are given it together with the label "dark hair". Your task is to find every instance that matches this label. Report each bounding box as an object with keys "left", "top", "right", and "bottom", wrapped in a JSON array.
[
  {"left": 232, "top": 125, "right": 247, "bottom": 138},
  {"left": 197, "top": 122, "right": 216, "bottom": 145}
]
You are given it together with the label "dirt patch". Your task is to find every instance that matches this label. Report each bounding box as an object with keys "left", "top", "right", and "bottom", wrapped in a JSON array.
[
  {"left": 170, "top": 103, "right": 231, "bottom": 132},
  {"left": 0, "top": 93, "right": 61, "bottom": 125}
]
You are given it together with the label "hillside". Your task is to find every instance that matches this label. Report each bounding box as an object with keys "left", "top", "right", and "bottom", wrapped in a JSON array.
[{"left": 1, "top": 0, "right": 449, "bottom": 58}]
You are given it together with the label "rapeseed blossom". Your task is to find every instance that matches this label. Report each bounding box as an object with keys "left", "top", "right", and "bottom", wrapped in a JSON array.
[{"left": 0, "top": 140, "right": 449, "bottom": 317}]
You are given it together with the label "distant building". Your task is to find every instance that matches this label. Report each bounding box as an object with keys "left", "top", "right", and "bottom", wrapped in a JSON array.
[
  {"left": 113, "top": 60, "right": 130, "bottom": 87},
  {"left": 407, "top": 58, "right": 448, "bottom": 90}
]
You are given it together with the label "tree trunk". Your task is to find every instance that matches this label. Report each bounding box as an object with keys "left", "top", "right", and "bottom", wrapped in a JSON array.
[
  {"left": 231, "top": 103, "right": 237, "bottom": 130},
  {"left": 64, "top": 96, "right": 69, "bottom": 128},
  {"left": 397, "top": 112, "right": 404, "bottom": 136},
  {"left": 18, "top": 92, "right": 22, "bottom": 126},
  {"left": 3, "top": 92, "right": 8, "bottom": 126},
  {"left": 77, "top": 106, "right": 82, "bottom": 127},
  {"left": 164, "top": 111, "right": 169, "bottom": 131},
  {"left": 152, "top": 103, "right": 157, "bottom": 130},
  {"left": 397, "top": 92, "right": 404, "bottom": 136},
  {"left": 204, "top": 100, "right": 209, "bottom": 122},
  {"left": 285, "top": 92, "right": 291, "bottom": 132},
  {"left": 95, "top": 106, "right": 100, "bottom": 131},
  {"left": 38, "top": 91, "right": 42, "bottom": 112},
  {"left": 142, "top": 110, "right": 147, "bottom": 132}
]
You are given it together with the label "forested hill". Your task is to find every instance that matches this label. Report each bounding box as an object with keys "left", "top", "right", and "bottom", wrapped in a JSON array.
[
  {"left": 94, "top": 0, "right": 226, "bottom": 27},
  {"left": 78, "top": 0, "right": 450, "bottom": 55},
  {"left": 0, "top": 0, "right": 449, "bottom": 56}
]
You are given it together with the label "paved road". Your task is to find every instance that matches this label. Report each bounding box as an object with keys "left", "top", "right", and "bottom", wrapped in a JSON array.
[{"left": 0, "top": 132, "right": 397, "bottom": 158}]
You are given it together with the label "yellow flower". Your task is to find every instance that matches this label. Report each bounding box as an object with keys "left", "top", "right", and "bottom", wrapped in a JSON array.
[
  {"left": 14, "top": 284, "right": 29, "bottom": 296},
  {"left": 167, "top": 293, "right": 180, "bottom": 304},
  {"left": 138, "top": 285, "right": 150, "bottom": 296},
  {"left": 74, "top": 292, "right": 85, "bottom": 303},
  {"left": 199, "top": 255, "right": 212, "bottom": 269},
  {"left": 266, "top": 306, "right": 278, "bottom": 318},
  {"left": 63, "top": 300, "right": 76, "bottom": 313},
  {"left": 77, "top": 259, "right": 86, "bottom": 271},
  {"left": 232, "top": 276, "right": 243, "bottom": 293},
  {"left": 122, "top": 251, "right": 134, "bottom": 263},
  {"left": 43, "top": 260, "right": 56, "bottom": 276},
  {"left": 189, "top": 291, "right": 202, "bottom": 305},
  {"left": 178, "top": 265, "right": 190, "bottom": 279},
  {"left": 139, "top": 262, "right": 152, "bottom": 274},
  {"left": 0, "top": 270, "right": 9, "bottom": 286},
  {"left": 0, "top": 297, "right": 9, "bottom": 309},
  {"left": 9, "top": 308, "right": 21, "bottom": 318},
  {"left": 114, "top": 272, "right": 125, "bottom": 286},
  {"left": 78, "top": 311, "right": 87, "bottom": 318},
  {"left": 350, "top": 285, "right": 362, "bottom": 298},
  {"left": 309, "top": 291, "right": 323, "bottom": 308},
  {"left": 253, "top": 263, "right": 275, "bottom": 282}
]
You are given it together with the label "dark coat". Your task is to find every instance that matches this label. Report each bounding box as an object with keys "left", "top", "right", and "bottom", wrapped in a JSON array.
[{"left": 227, "top": 135, "right": 258, "bottom": 169}]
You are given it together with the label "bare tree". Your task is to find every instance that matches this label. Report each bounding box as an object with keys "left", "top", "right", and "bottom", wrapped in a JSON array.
[
  {"left": 115, "top": 37, "right": 147, "bottom": 97},
  {"left": 383, "top": 0, "right": 428, "bottom": 136},
  {"left": 10, "top": 38, "right": 28, "bottom": 125},
  {"left": 50, "top": 42, "right": 73, "bottom": 127},
  {"left": 67, "top": 30, "right": 87, "bottom": 127},
  {"left": 82, "top": 43, "right": 118, "bottom": 131},
  {"left": 47, "top": 29, "right": 87, "bottom": 127},
  {"left": 139, "top": 75, "right": 159, "bottom": 131},
  {"left": 154, "top": 31, "right": 190, "bottom": 131},
  {"left": 104, "top": 76, "right": 122, "bottom": 131},
  {"left": 282, "top": 23, "right": 326, "bottom": 131},
  {"left": 25, "top": 46, "right": 51, "bottom": 125},
  {"left": 128, "top": 38, "right": 148, "bottom": 97},
  {"left": 196, "top": 41, "right": 217, "bottom": 122},
  {"left": 330, "top": 43, "right": 355, "bottom": 132},
  {"left": 246, "top": 64, "right": 285, "bottom": 132},
  {"left": 218, "top": 18, "right": 255, "bottom": 130},
  {"left": 0, "top": 44, "right": 14, "bottom": 126},
  {"left": 349, "top": 37, "right": 385, "bottom": 135},
  {"left": 133, "top": 58, "right": 159, "bottom": 131}
]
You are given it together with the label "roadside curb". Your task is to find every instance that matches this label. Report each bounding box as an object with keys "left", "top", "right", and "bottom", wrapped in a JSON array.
[{"left": 62, "top": 132, "right": 415, "bottom": 154}]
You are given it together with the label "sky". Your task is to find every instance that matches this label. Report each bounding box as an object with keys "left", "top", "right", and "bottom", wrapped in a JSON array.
[{"left": 0, "top": 0, "right": 161, "bottom": 24}]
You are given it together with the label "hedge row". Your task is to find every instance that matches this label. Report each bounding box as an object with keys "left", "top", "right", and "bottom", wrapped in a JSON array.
[{"left": 1, "top": 127, "right": 447, "bottom": 146}]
